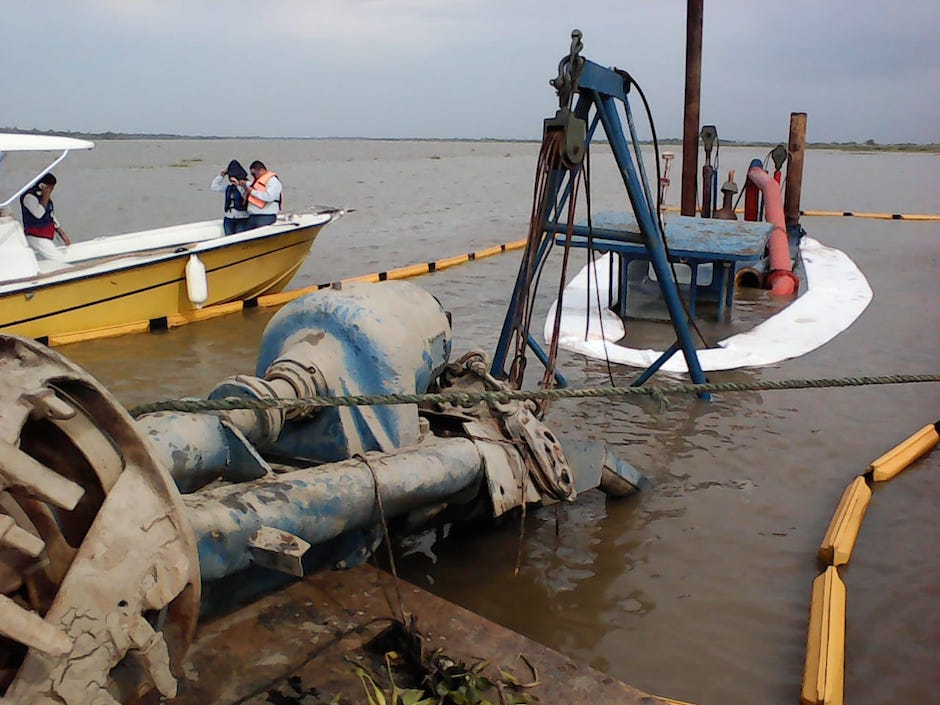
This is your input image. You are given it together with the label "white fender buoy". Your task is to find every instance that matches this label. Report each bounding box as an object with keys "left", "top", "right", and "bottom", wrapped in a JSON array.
[{"left": 185, "top": 254, "right": 208, "bottom": 309}]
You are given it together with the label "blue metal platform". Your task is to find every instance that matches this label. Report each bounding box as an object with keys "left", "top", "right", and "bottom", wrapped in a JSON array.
[{"left": 552, "top": 212, "right": 773, "bottom": 320}]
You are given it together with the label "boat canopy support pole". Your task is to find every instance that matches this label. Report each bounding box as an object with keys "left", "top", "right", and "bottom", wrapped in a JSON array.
[
  {"left": 0, "top": 149, "right": 75, "bottom": 208},
  {"left": 491, "top": 51, "right": 706, "bottom": 386}
]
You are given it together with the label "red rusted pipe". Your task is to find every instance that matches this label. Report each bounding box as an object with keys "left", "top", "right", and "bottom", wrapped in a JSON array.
[
  {"left": 747, "top": 166, "right": 799, "bottom": 296},
  {"left": 743, "top": 176, "right": 760, "bottom": 221}
]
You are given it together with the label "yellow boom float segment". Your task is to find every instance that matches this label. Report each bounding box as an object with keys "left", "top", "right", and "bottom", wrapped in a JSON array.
[
  {"left": 801, "top": 566, "right": 846, "bottom": 705},
  {"left": 817, "top": 475, "right": 871, "bottom": 566},
  {"left": 868, "top": 423, "right": 939, "bottom": 482}
]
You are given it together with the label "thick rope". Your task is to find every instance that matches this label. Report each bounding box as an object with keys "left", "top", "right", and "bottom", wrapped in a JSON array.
[
  {"left": 128, "top": 374, "right": 940, "bottom": 418},
  {"left": 355, "top": 453, "right": 407, "bottom": 627}
]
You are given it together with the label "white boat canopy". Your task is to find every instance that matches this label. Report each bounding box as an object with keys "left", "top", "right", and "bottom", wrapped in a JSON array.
[
  {"left": 0, "top": 133, "right": 95, "bottom": 208},
  {"left": 0, "top": 134, "right": 95, "bottom": 152}
]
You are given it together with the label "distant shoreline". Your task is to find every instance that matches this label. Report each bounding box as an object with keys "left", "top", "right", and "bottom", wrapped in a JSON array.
[{"left": 3, "top": 127, "right": 938, "bottom": 153}]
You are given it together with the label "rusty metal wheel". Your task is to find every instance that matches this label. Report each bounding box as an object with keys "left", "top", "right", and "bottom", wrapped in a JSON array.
[{"left": 0, "top": 336, "right": 200, "bottom": 705}]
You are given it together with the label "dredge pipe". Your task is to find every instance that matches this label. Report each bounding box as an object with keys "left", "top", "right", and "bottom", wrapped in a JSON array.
[
  {"left": 184, "top": 437, "right": 484, "bottom": 581},
  {"left": 747, "top": 166, "right": 799, "bottom": 296},
  {"left": 734, "top": 258, "right": 767, "bottom": 289},
  {"left": 743, "top": 158, "right": 762, "bottom": 222}
]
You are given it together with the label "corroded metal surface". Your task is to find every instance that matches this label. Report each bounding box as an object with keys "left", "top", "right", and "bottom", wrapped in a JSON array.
[
  {"left": 0, "top": 336, "right": 200, "bottom": 704},
  {"left": 0, "top": 283, "right": 646, "bottom": 703},
  {"left": 162, "top": 565, "right": 670, "bottom": 705},
  {"left": 184, "top": 438, "right": 484, "bottom": 582}
]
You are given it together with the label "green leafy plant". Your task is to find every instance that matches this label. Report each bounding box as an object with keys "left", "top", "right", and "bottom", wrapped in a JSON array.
[{"left": 351, "top": 618, "right": 539, "bottom": 705}]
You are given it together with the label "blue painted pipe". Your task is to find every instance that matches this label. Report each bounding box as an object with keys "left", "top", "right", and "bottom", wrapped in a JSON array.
[
  {"left": 136, "top": 412, "right": 269, "bottom": 493},
  {"left": 183, "top": 438, "right": 483, "bottom": 581}
]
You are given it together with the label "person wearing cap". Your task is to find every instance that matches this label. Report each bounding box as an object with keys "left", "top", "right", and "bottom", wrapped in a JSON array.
[
  {"left": 20, "top": 173, "right": 70, "bottom": 261},
  {"left": 238, "top": 160, "right": 282, "bottom": 230},
  {"left": 210, "top": 160, "right": 250, "bottom": 234}
]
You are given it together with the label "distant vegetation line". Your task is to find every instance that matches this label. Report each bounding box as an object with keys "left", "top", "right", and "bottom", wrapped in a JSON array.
[{"left": 3, "top": 127, "right": 938, "bottom": 153}]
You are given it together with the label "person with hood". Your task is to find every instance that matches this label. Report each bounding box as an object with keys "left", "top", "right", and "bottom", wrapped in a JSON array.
[
  {"left": 210, "top": 160, "right": 250, "bottom": 234},
  {"left": 20, "top": 173, "right": 70, "bottom": 260}
]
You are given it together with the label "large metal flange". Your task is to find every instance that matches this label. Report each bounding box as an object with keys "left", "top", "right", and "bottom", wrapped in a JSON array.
[{"left": 0, "top": 335, "right": 201, "bottom": 704}]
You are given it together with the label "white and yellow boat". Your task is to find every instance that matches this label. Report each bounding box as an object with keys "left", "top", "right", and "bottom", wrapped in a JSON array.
[{"left": 0, "top": 134, "right": 343, "bottom": 344}]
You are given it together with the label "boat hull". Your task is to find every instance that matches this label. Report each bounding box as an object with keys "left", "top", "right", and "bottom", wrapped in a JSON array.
[{"left": 0, "top": 222, "right": 324, "bottom": 341}]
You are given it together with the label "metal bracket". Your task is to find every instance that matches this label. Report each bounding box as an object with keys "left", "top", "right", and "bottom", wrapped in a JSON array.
[
  {"left": 700, "top": 125, "right": 718, "bottom": 160},
  {"left": 546, "top": 29, "right": 588, "bottom": 166},
  {"left": 543, "top": 108, "right": 587, "bottom": 166},
  {"left": 550, "top": 29, "right": 585, "bottom": 110}
]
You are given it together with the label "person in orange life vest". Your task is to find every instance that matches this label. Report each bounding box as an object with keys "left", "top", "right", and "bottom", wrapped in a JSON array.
[
  {"left": 20, "top": 173, "right": 71, "bottom": 261},
  {"left": 238, "top": 160, "right": 282, "bottom": 230},
  {"left": 210, "top": 159, "right": 250, "bottom": 234}
]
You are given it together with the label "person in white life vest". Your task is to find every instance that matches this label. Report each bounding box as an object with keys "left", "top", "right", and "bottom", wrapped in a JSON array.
[
  {"left": 19, "top": 173, "right": 71, "bottom": 261},
  {"left": 239, "top": 160, "right": 282, "bottom": 230}
]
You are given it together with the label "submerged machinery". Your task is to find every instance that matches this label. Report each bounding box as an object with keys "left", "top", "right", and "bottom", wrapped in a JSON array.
[{"left": 0, "top": 280, "right": 643, "bottom": 704}]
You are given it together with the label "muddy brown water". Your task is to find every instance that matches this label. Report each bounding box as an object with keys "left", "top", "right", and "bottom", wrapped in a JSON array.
[{"left": 2, "top": 141, "right": 938, "bottom": 704}]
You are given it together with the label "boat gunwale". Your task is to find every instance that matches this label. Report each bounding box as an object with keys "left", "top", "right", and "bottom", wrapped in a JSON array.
[
  {"left": 0, "top": 228, "right": 323, "bottom": 333},
  {"left": 0, "top": 211, "right": 340, "bottom": 295}
]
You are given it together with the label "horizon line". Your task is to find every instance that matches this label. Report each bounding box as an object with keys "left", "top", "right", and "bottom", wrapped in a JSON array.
[{"left": 3, "top": 127, "right": 938, "bottom": 150}]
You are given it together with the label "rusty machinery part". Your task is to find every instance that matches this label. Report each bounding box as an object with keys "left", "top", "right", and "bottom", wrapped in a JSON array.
[
  {"left": 0, "top": 335, "right": 200, "bottom": 705},
  {"left": 700, "top": 124, "right": 718, "bottom": 158},
  {"left": 770, "top": 143, "right": 788, "bottom": 172},
  {"left": 207, "top": 358, "right": 329, "bottom": 448},
  {"left": 424, "top": 351, "right": 578, "bottom": 506},
  {"left": 550, "top": 29, "right": 584, "bottom": 110},
  {"left": 207, "top": 374, "right": 290, "bottom": 448},
  {"left": 545, "top": 30, "right": 587, "bottom": 167}
]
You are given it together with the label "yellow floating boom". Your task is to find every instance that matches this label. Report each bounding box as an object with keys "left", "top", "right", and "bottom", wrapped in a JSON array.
[
  {"left": 801, "top": 566, "right": 846, "bottom": 705},
  {"left": 167, "top": 300, "right": 244, "bottom": 328},
  {"left": 868, "top": 422, "right": 939, "bottom": 482},
  {"left": 38, "top": 238, "right": 529, "bottom": 345},
  {"left": 257, "top": 239, "right": 527, "bottom": 309},
  {"left": 47, "top": 320, "right": 151, "bottom": 346},
  {"left": 817, "top": 476, "right": 871, "bottom": 566}
]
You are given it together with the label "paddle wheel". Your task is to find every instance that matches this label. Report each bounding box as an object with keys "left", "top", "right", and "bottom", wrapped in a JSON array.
[{"left": 0, "top": 336, "right": 200, "bottom": 704}]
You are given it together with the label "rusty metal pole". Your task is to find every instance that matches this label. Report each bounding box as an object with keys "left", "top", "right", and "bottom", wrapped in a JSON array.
[
  {"left": 784, "top": 112, "right": 807, "bottom": 226},
  {"left": 680, "top": 0, "right": 704, "bottom": 216}
]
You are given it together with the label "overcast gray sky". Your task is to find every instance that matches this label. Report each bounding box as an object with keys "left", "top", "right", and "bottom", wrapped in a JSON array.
[{"left": 2, "top": 1, "right": 937, "bottom": 143}]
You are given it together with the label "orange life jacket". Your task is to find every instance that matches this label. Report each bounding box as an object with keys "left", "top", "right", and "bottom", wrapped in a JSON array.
[{"left": 246, "top": 170, "right": 280, "bottom": 209}]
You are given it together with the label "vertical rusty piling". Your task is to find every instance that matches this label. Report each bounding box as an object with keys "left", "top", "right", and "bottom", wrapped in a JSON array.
[
  {"left": 680, "top": 0, "right": 704, "bottom": 217},
  {"left": 784, "top": 112, "right": 807, "bottom": 226}
]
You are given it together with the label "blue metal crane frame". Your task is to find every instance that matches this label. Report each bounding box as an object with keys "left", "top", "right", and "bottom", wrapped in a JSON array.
[{"left": 491, "top": 50, "right": 707, "bottom": 389}]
